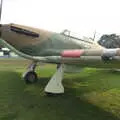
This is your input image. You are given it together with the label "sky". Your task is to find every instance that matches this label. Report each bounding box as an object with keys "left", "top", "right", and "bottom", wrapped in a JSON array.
[{"left": 1, "top": 0, "right": 120, "bottom": 39}]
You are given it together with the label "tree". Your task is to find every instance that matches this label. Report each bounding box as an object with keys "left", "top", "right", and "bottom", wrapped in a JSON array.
[{"left": 98, "top": 34, "right": 120, "bottom": 48}]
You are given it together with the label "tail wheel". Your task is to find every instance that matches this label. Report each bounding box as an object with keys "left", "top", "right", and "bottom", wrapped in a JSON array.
[{"left": 24, "top": 71, "right": 38, "bottom": 84}]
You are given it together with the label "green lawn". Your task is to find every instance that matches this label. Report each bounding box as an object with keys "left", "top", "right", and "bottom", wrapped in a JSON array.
[{"left": 0, "top": 58, "right": 120, "bottom": 120}]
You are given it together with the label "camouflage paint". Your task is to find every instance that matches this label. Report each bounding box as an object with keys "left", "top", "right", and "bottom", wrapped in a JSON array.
[
  {"left": 1, "top": 23, "right": 120, "bottom": 69},
  {"left": 0, "top": 23, "right": 102, "bottom": 56}
]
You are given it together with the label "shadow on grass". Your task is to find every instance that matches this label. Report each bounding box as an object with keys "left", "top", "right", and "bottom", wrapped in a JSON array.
[
  {"left": 0, "top": 71, "right": 119, "bottom": 120},
  {"left": 64, "top": 68, "right": 120, "bottom": 95}
]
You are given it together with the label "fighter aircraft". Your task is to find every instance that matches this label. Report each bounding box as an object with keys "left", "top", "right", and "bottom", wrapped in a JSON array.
[{"left": 1, "top": 0, "right": 120, "bottom": 94}]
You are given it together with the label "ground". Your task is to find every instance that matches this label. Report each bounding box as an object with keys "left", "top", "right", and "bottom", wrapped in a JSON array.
[{"left": 0, "top": 58, "right": 120, "bottom": 120}]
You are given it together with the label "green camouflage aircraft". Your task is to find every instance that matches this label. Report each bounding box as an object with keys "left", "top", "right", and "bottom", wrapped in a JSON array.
[{"left": 1, "top": 0, "right": 120, "bottom": 94}]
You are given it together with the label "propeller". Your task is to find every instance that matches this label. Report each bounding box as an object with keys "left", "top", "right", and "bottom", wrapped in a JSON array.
[
  {"left": 0, "top": 0, "right": 3, "bottom": 37},
  {"left": 0, "top": 0, "right": 3, "bottom": 22}
]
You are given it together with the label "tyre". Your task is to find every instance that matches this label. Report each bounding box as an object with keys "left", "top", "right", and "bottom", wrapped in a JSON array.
[{"left": 24, "top": 71, "right": 38, "bottom": 84}]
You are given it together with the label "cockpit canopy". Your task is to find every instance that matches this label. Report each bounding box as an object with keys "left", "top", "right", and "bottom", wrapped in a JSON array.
[{"left": 60, "top": 29, "right": 94, "bottom": 44}]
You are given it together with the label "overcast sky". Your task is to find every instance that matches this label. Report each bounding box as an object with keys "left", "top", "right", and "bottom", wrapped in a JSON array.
[{"left": 1, "top": 0, "right": 120, "bottom": 38}]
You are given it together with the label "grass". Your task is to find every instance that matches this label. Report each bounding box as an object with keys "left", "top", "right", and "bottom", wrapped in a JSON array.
[{"left": 0, "top": 58, "right": 120, "bottom": 120}]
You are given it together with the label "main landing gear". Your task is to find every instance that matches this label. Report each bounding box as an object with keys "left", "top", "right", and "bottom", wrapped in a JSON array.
[
  {"left": 45, "top": 64, "right": 64, "bottom": 94},
  {"left": 22, "top": 62, "right": 38, "bottom": 84},
  {"left": 22, "top": 63, "right": 65, "bottom": 95}
]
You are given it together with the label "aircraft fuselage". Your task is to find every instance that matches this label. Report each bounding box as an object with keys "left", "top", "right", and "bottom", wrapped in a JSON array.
[{"left": 0, "top": 23, "right": 101, "bottom": 56}]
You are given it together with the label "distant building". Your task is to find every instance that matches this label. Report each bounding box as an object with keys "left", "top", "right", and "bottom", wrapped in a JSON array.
[{"left": 0, "top": 47, "right": 18, "bottom": 57}]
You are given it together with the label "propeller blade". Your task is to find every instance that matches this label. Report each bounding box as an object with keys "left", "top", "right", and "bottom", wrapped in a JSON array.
[
  {"left": 0, "top": 0, "right": 3, "bottom": 37},
  {"left": 0, "top": 0, "right": 3, "bottom": 22}
]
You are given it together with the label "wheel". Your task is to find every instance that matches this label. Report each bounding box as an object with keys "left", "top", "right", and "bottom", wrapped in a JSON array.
[{"left": 24, "top": 71, "right": 38, "bottom": 84}]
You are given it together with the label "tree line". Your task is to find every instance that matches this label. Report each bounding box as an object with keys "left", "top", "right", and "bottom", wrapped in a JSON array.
[{"left": 98, "top": 34, "right": 120, "bottom": 48}]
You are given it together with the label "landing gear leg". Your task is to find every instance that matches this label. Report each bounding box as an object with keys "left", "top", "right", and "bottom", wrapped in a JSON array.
[
  {"left": 22, "top": 62, "right": 38, "bottom": 84},
  {"left": 45, "top": 64, "right": 64, "bottom": 95}
]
